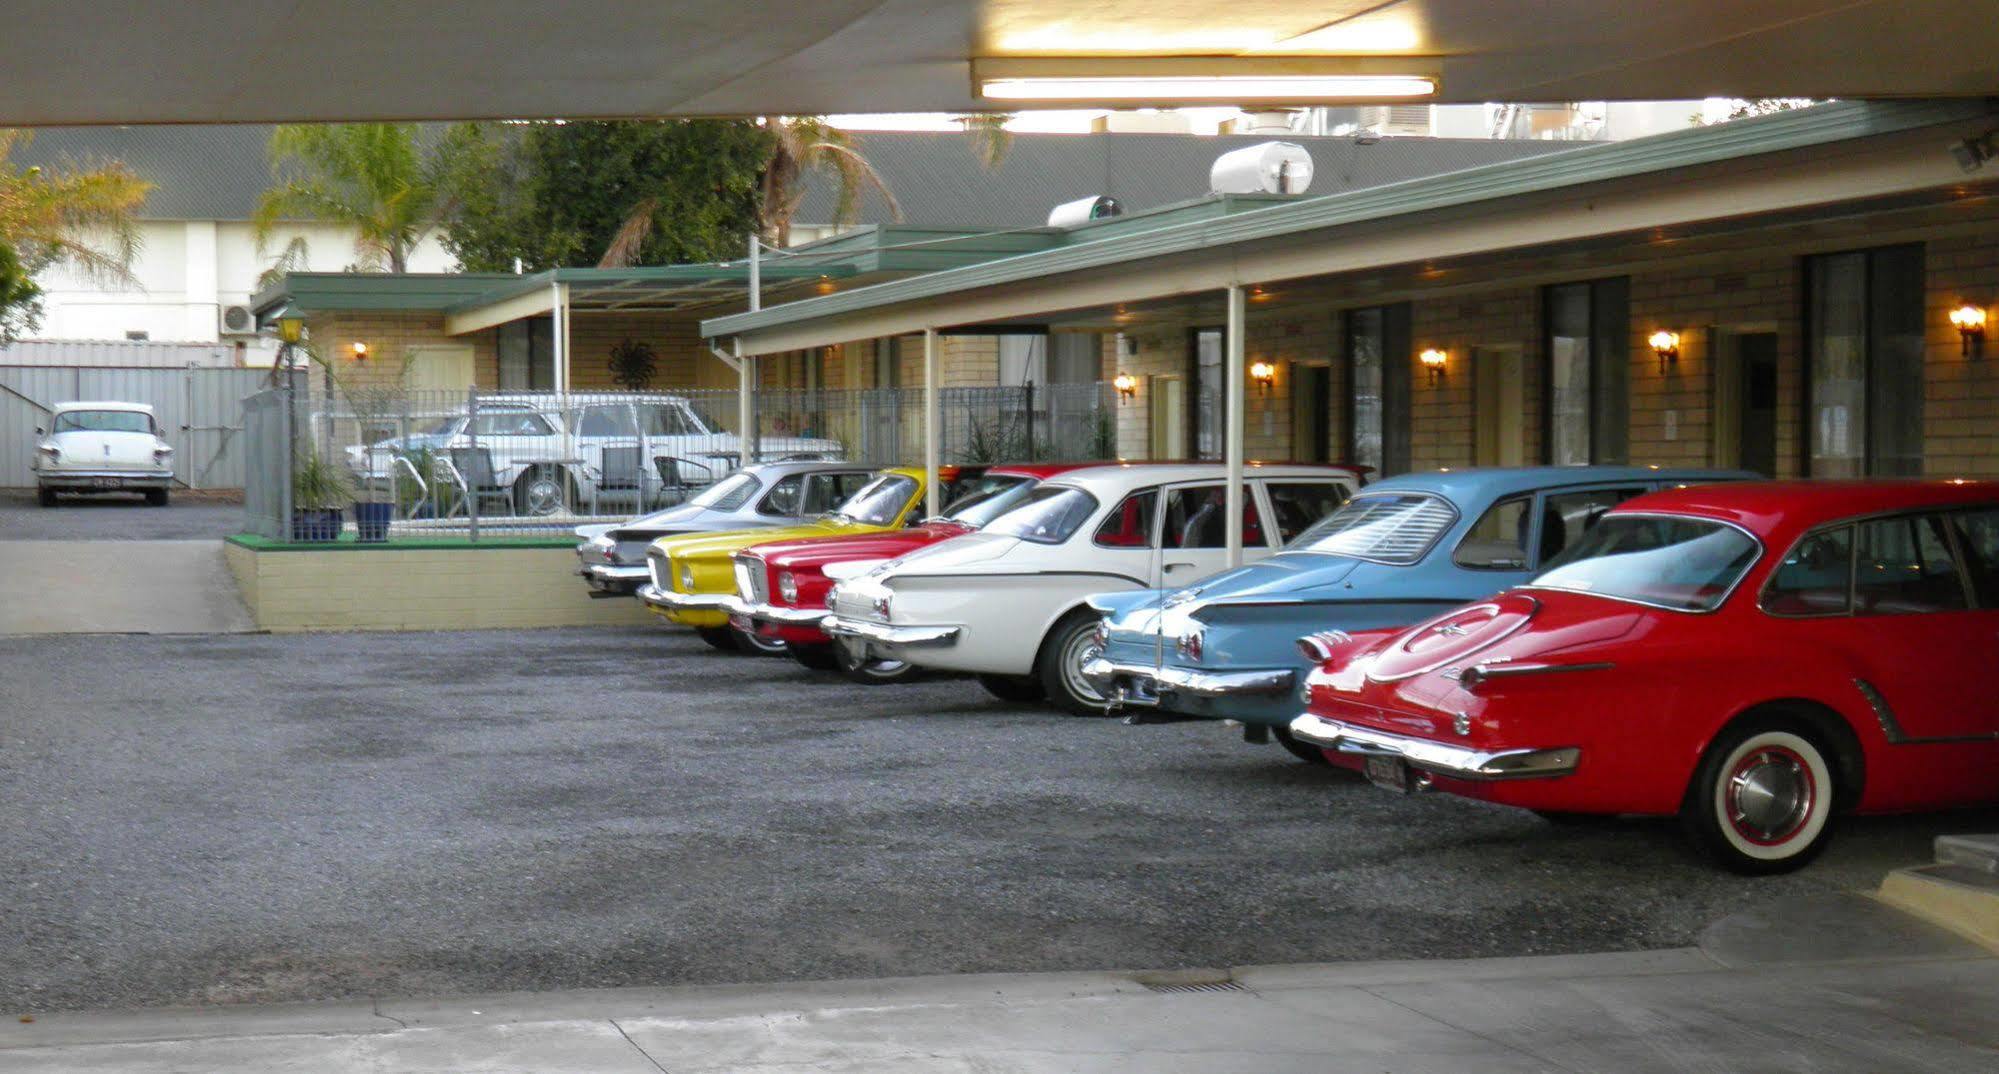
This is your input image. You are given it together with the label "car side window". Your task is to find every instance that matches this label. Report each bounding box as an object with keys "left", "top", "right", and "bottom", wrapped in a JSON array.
[
  {"left": 1453, "top": 495, "right": 1531, "bottom": 570},
  {"left": 1762, "top": 526, "right": 1853, "bottom": 616},
  {"left": 1536, "top": 487, "right": 1647, "bottom": 565},
  {"left": 759, "top": 475, "right": 805, "bottom": 516},
  {"left": 1161, "top": 484, "right": 1266, "bottom": 549},
  {"left": 1854, "top": 514, "right": 1969, "bottom": 614},
  {"left": 1950, "top": 509, "right": 1999, "bottom": 607},
  {"left": 826, "top": 472, "right": 874, "bottom": 504},
  {"left": 576, "top": 405, "right": 636, "bottom": 438},
  {"left": 801, "top": 474, "right": 857, "bottom": 515},
  {"left": 1264, "top": 481, "right": 1348, "bottom": 543},
  {"left": 1093, "top": 490, "right": 1157, "bottom": 549},
  {"left": 640, "top": 405, "right": 694, "bottom": 437},
  {"left": 472, "top": 411, "right": 554, "bottom": 438}
]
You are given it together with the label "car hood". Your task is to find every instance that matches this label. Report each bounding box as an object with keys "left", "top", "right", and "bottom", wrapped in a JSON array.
[
  {"left": 652, "top": 517, "right": 885, "bottom": 561},
  {"left": 748, "top": 522, "right": 970, "bottom": 571}
]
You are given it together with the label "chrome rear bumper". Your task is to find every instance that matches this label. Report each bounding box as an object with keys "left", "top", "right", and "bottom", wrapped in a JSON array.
[
  {"left": 725, "top": 597, "right": 834, "bottom": 626},
  {"left": 637, "top": 584, "right": 733, "bottom": 612},
  {"left": 1081, "top": 656, "right": 1294, "bottom": 706},
  {"left": 820, "top": 614, "right": 960, "bottom": 648},
  {"left": 1286, "top": 715, "right": 1580, "bottom": 781}
]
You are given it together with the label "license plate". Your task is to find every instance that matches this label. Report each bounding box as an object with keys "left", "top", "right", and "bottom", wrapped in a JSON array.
[
  {"left": 1363, "top": 755, "right": 1415, "bottom": 794},
  {"left": 91, "top": 477, "right": 123, "bottom": 489}
]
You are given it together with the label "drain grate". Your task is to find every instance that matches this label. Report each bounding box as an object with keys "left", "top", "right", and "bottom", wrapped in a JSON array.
[{"left": 1141, "top": 979, "right": 1249, "bottom": 994}]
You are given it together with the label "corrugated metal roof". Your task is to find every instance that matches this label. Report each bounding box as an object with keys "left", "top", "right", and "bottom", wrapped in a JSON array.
[{"left": 10, "top": 123, "right": 1576, "bottom": 226}]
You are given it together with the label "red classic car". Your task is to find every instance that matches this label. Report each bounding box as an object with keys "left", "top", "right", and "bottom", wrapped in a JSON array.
[
  {"left": 725, "top": 463, "right": 1095, "bottom": 682},
  {"left": 1290, "top": 480, "right": 1999, "bottom": 874}
]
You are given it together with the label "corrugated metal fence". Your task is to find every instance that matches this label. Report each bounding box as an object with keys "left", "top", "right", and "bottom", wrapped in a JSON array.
[{"left": 0, "top": 365, "right": 276, "bottom": 489}]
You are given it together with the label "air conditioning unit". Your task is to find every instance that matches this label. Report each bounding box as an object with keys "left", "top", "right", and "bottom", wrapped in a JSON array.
[{"left": 218, "top": 303, "right": 258, "bottom": 336}]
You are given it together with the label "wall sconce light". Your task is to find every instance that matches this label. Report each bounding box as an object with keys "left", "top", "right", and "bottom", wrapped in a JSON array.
[
  {"left": 1113, "top": 371, "right": 1138, "bottom": 401},
  {"left": 349, "top": 341, "right": 370, "bottom": 362},
  {"left": 1249, "top": 360, "right": 1275, "bottom": 393},
  {"left": 1419, "top": 348, "right": 1447, "bottom": 387},
  {"left": 1951, "top": 304, "right": 1987, "bottom": 358},
  {"left": 1648, "top": 330, "right": 1680, "bottom": 373}
]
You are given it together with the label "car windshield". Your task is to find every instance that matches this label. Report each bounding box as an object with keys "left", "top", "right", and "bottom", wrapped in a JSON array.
[
  {"left": 985, "top": 486, "right": 1100, "bottom": 545},
  {"left": 54, "top": 410, "right": 153, "bottom": 435},
  {"left": 939, "top": 474, "right": 1037, "bottom": 528},
  {"left": 415, "top": 415, "right": 463, "bottom": 437},
  {"left": 835, "top": 474, "right": 918, "bottom": 525},
  {"left": 1287, "top": 493, "right": 1457, "bottom": 564},
  {"left": 686, "top": 472, "right": 759, "bottom": 511},
  {"left": 1530, "top": 515, "right": 1761, "bottom": 611}
]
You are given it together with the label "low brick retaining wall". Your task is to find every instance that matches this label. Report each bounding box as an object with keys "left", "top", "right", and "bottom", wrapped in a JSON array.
[{"left": 223, "top": 535, "right": 655, "bottom": 633}]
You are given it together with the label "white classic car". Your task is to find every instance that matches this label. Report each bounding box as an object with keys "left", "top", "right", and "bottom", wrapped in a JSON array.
[
  {"left": 821, "top": 462, "right": 1363, "bottom": 714},
  {"left": 346, "top": 393, "right": 845, "bottom": 516},
  {"left": 31, "top": 401, "right": 176, "bottom": 506}
]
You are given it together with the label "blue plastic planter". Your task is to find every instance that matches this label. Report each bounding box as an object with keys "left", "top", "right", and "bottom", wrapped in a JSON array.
[
  {"left": 290, "top": 508, "right": 344, "bottom": 543},
  {"left": 353, "top": 501, "right": 394, "bottom": 542}
]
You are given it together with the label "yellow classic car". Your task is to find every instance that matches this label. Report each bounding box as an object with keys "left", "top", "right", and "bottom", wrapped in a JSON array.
[{"left": 637, "top": 465, "right": 971, "bottom": 652}]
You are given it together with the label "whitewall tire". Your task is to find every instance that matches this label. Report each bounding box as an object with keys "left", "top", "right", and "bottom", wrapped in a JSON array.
[{"left": 1683, "top": 722, "right": 1837, "bottom": 875}]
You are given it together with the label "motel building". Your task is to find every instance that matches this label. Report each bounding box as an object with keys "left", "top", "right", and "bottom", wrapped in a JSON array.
[{"left": 260, "top": 101, "right": 1999, "bottom": 491}]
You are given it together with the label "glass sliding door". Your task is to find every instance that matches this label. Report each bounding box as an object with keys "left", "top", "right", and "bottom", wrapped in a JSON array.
[
  {"left": 1543, "top": 278, "right": 1629, "bottom": 465},
  {"left": 1807, "top": 244, "right": 1924, "bottom": 477},
  {"left": 1345, "top": 303, "right": 1411, "bottom": 475}
]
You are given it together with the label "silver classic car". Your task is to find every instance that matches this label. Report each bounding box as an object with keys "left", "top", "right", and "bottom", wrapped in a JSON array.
[
  {"left": 31, "top": 401, "right": 176, "bottom": 506},
  {"left": 575, "top": 460, "right": 879, "bottom": 596}
]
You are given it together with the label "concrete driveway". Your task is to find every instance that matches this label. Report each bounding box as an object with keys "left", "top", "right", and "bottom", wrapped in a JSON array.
[
  {"left": 0, "top": 491, "right": 253, "bottom": 634},
  {"left": 0, "top": 490, "right": 242, "bottom": 541},
  {"left": 1, "top": 625, "right": 1983, "bottom": 1013}
]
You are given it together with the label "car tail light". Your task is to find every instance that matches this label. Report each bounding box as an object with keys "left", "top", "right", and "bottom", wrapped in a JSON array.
[
  {"left": 154, "top": 445, "right": 174, "bottom": 457},
  {"left": 1175, "top": 629, "right": 1203, "bottom": 661},
  {"left": 872, "top": 592, "right": 891, "bottom": 620},
  {"left": 778, "top": 570, "right": 798, "bottom": 604},
  {"left": 1296, "top": 630, "right": 1353, "bottom": 663}
]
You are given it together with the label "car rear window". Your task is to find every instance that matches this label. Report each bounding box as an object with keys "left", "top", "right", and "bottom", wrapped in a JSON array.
[
  {"left": 54, "top": 410, "right": 154, "bottom": 434},
  {"left": 1288, "top": 493, "right": 1457, "bottom": 564},
  {"left": 836, "top": 474, "right": 918, "bottom": 526},
  {"left": 986, "top": 486, "right": 1099, "bottom": 545},
  {"left": 940, "top": 474, "right": 1037, "bottom": 528},
  {"left": 1532, "top": 515, "right": 1760, "bottom": 612}
]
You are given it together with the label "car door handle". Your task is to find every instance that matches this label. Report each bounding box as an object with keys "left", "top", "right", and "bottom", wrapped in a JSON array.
[{"left": 1164, "top": 561, "right": 1196, "bottom": 571}]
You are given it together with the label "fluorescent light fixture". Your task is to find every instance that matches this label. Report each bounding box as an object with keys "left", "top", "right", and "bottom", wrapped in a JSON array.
[{"left": 972, "top": 56, "right": 1440, "bottom": 106}]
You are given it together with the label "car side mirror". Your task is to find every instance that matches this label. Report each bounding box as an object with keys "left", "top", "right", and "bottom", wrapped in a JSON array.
[{"left": 34, "top": 426, "right": 44, "bottom": 436}]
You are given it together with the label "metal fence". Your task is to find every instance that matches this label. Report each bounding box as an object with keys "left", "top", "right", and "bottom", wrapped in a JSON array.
[
  {"left": 0, "top": 364, "right": 274, "bottom": 489},
  {"left": 243, "top": 381, "right": 1117, "bottom": 541}
]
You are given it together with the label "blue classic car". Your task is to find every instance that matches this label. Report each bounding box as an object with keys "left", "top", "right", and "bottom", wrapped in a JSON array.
[{"left": 1081, "top": 466, "right": 1751, "bottom": 760}]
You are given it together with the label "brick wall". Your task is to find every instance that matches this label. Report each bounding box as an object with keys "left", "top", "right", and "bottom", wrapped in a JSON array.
[{"left": 1923, "top": 233, "right": 1999, "bottom": 475}]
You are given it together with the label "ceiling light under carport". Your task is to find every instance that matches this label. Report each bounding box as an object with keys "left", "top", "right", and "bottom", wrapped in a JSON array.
[{"left": 971, "top": 56, "right": 1439, "bottom": 106}]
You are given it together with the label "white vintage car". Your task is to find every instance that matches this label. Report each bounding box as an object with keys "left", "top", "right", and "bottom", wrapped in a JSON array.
[
  {"left": 31, "top": 401, "right": 176, "bottom": 506},
  {"left": 821, "top": 462, "right": 1363, "bottom": 714}
]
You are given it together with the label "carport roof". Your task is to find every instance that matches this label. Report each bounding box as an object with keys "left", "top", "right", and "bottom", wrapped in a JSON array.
[{"left": 699, "top": 99, "right": 1999, "bottom": 349}]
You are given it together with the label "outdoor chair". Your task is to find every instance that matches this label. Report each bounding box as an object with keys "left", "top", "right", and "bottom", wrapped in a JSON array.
[
  {"left": 592, "top": 445, "right": 652, "bottom": 513},
  {"left": 434, "top": 448, "right": 514, "bottom": 518}
]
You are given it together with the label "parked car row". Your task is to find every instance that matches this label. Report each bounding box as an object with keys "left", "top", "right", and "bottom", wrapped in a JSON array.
[{"left": 577, "top": 461, "right": 1999, "bottom": 876}]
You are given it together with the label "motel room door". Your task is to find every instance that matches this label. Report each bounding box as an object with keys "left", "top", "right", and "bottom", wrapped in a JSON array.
[{"left": 1473, "top": 345, "right": 1526, "bottom": 466}]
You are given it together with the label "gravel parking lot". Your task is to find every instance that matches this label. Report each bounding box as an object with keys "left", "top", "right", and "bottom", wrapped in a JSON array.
[
  {"left": 0, "top": 625, "right": 1984, "bottom": 1013},
  {"left": 0, "top": 490, "right": 242, "bottom": 540}
]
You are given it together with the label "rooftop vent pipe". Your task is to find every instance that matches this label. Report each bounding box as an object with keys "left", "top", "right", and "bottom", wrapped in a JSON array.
[
  {"left": 1210, "top": 141, "right": 1314, "bottom": 195},
  {"left": 1047, "top": 195, "right": 1122, "bottom": 228}
]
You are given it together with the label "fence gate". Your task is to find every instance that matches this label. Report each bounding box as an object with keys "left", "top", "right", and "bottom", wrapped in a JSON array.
[{"left": 0, "top": 364, "right": 273, "bottom": 490}]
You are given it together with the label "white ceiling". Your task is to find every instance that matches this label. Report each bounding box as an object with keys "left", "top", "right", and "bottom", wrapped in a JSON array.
[{"left": 2, "top": 0, "right": 1992, "bottom": 125}]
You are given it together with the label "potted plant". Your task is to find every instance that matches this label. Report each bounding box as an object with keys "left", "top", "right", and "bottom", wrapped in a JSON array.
[
  {"left": 291, "top": 451, "right": 351, "bottom": 542},
  {"left": 331, "top": 361, "right": 416, "bottom": 543}
]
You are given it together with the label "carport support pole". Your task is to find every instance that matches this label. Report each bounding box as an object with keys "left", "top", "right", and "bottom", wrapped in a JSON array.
[
  {"left": 1225, "top": 284, "right": 1246, "bottom": 569},
  {"left": 924, "top": 327, "right": 940, "bottom": 518},
  {"left": 736, "top": 340, "right": 753, "bottom": 468}
]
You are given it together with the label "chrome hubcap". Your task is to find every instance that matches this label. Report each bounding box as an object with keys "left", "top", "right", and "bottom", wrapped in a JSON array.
[
  {"left": 1726, "top": 747, "right": 1814, "bottom": 845},
  {"left": 522, "top": 475, "right": 564, "bottom": 516},
  {"left": 1064, "top": 630, "right": 1106, "bottom": 705}
]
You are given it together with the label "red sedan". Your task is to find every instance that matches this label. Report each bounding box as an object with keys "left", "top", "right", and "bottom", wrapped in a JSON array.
[
  {"left": 725, "top": 463, "right": 1095, "bottom": 682},
  {"left": 1290, "top": 480, "right": 1999, "bottom": 874}
]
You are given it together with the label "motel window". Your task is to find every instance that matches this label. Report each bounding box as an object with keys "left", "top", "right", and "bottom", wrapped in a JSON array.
[
  {"left": 1190, "top": 327, "right": 1227, "bottom": 460},
  {"left": 1543, "top": 278, "right": 1629, "bottom": 466},
  {"left": 1806, "top": 245, "right": 1925, "bottom": 477},
  {"left": 1346, "top": 304, "right": 1412, "bottom": 476},
  {"left": 496, "top": 316, "right": 555, "bottom": 390}
]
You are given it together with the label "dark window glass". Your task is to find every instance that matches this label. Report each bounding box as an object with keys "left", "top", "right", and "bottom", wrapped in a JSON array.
[
  {"left": 1347, "top": 304, "right": 1412, "bottom": 475},
  {"left": 1454, "top": 495, "right": 1531, "bottom": 570},
  {"left": 1544, "top": 278, "right": 1629, "bottom": 465},
  {"left": 989, "top": 486, "right": 1100, "bottom": 545},
  {"left": 1762, "top": 526, "right": 1853, "bottom": 616},
  {"left": 1093, "top": 490, "right": 1157, "bottom": 548},
  {"left": 1534, "top": 517, "right": 1758, "bottom": 612},
  {"left": 1264, "top": 481, "right": 1348, "bottom": 544},
  {"left": 471, "top": 410, "right": 554, "bottom": 437},
  {"left": 1191, "top": 328, "right": 1225, "bottom": 460},
  {"left": 1854, "top": 514, "right": 1967, "bottom": 614},
  {"left": 834, "top": 474, "right": 919, "bottom": 526},
  {"left": 759, "top": 475, "right": 804, "bottom": 516},
  {"left": 1807, "top": 245, "right": 1924, "bottom": 477},
  {"left": 576, "top": 406, "right": 637, "bottom": 438},
  {"left": 496, "top": 317, "right": 556, "bottom": 390},
  {"left": 1162, "top": 484, "right": 1266, "bottom": 549},
  {"left": 1951, "top": 510, "right": 1999, "bottom": 607},
  {"left": 942, "top": 475, "right": 1035, "bottom": 528},
  {"left": 1539, "top": 486, "right": 1647, "bottom": 564}
]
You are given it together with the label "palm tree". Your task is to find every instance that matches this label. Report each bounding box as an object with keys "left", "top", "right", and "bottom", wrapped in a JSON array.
[
  {"left": 960, "top": 113, "right": 1016, "bottom": 169},
  {"left": 0, "top": 129, "right": 151, "bottom": 284},
  {"left": 254, "top": 124, "right": 445, "bottom": 275},
  {"left": 755, "top": 117, "right": 900, "bottom": 247}
]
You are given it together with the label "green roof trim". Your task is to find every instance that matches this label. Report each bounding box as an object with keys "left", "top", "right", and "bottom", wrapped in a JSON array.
[
  {"left": 700, "top": 100, "right": 1997, "bottom": 341},
  {"left": 251, "top": 273, "right": 518, "bottom": 317}
]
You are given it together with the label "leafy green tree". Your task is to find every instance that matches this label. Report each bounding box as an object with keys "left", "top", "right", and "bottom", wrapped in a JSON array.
[
  {"left": 439, "top": 119, "right": 772, "bottom": 271},
  {"left": 254, "top": 123, "right": 446, "bottom": 275},
  {"left": 0, "top": 129, "right": 151, "bottom": 285},
  {"left": 0, "top": 239, "right": 43, "bottom": 343}
]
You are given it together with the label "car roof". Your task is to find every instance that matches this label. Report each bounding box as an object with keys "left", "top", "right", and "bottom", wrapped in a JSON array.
[
  {"left": 52, "top": 400, "right": 154, "bottom": 414},
  {"left": 1360, "top": 465, "right": 1755, "bottom": 500},
  {"left": 1044, "top": 461, "right": 1363, "bottom": 492},
  {"left": 1612, "top": 479, "right": 1999, "bottom": 541},
  {"left": 747, "top": 459, "right": 879, "bottom": 477},
  {"left": 985, "top": 462, "right": 1102, "bottom": 479}
]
